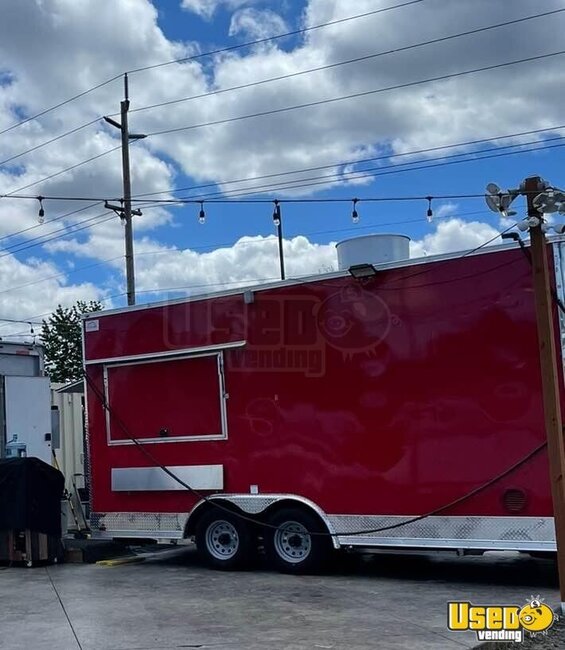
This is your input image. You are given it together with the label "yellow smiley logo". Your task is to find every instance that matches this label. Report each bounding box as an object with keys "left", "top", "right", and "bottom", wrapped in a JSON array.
[{"left": 518, "top": 600, "right": 555, "bottom": 633}]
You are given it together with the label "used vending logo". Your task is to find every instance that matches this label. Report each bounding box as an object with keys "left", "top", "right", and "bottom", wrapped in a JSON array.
[{"left": 447, "top": 598, "right": 557, "bottom": 643}]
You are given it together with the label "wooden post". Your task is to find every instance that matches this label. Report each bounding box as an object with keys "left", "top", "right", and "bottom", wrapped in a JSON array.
[{"left": 526, "top": 175, "right": 565, "bottom": 612}]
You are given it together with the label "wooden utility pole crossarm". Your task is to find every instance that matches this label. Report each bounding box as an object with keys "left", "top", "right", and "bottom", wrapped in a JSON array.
[{"left": 526, "top": 175, "right": 565, "bottom": 613}]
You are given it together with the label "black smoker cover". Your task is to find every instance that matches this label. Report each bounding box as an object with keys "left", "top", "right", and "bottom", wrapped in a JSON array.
[{"left": 0, "top": 457, "right": 65, "bottom": 536}]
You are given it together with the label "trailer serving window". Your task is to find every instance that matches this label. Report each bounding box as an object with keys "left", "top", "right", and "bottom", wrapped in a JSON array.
[{"left": 102, "top": 350, "right": 229, "bottom": 445}]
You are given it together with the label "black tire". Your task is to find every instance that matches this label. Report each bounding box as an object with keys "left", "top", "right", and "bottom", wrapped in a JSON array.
[
  {"left": 195, "top": 509, "right": 253, "bottom": 570},
  {"left": 266, "top": 507, "right": 332, "bottom": 574}
]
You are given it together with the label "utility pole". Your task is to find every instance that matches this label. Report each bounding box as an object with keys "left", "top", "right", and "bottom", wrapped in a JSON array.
[
  {"left": 487, "top": 175, "right": 565, "bottom": 612},
  {"left": 273, "top": 200, "right": 286, "bottom": 280},
  {"left": 104, "top": 74, "right": 146, "bottom": 306},
  {"left": 525, "top": 176, "right": 565, "bottom": 613}
]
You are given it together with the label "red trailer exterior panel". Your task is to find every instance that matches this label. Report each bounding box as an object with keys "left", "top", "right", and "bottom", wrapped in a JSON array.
[{"left": 83, "top": 244, "right": 562, "bottom": 554}]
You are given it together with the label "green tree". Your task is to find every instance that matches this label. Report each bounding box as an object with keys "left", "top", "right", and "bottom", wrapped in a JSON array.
[{"left": 41, "top": 300, "right": 102, "bottom": 383}]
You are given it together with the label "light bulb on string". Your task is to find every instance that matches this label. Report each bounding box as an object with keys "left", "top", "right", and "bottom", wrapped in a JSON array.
[
  {"left": 198, "top": 202, "right": 206, "bottom": 224},
  {"left": 273, "top": 200, "right": 281, "bottom": 227},
  {"left": 351, "top": 198, "right": 359, "bottom": 224},
  {"left": 37, "top": 196, "right": 45, "bottom": 224},
  {"left": 426, "top": 196, "right": 433, "bottom": 222}
]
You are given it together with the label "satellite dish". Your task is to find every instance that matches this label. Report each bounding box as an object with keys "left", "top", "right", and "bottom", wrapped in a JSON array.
[
  {"left": 486, "top": 182, "right": 501, "bottom": 195},
  {"left": 485, "top": 193, "right": 501, "bottom": 214},
  {"left": 534, "top": 191, "right": 559, "bottom": 214}
]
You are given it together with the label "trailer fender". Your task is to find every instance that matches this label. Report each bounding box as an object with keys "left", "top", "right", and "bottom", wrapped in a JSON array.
[{"left": 183, "top": 494, "right": 339, "bottom": 549}]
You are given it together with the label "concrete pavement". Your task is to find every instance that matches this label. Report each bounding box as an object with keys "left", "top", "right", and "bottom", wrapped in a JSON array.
[{"left": 0, "top": 548, "right": 559, "bottom": 649}]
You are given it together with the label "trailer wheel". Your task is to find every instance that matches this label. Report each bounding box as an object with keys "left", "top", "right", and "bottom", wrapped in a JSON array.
[
  {"left": 266, "top": 508, "right": 331, "bottom": 574},
  {"left": 195, "top": 509, "right": 252, "bottom": 570}
]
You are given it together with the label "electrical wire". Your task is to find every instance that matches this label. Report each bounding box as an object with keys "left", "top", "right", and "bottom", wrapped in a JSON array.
[
  {"left": 167, "top": 138, "right": 565, "bottom": 202},
  {"left": 126, "top": 8, "right": 565, "bottom": 116},
  {"left": 3, "top": 51, "right": 564, "bottom": 204},
  {"left": 3, "top": 8, "right": 562, "bottom": 180},
  {"left": 7, "top": 9, "right": 554, "bottom": 169},
  {"left": 0, "top": 118, "right": 100, "bottom": 168},
  {"left": 0, "top": 209, "right": 488, "bottom": 299},
  {"left": 2, "top": 146, "right": 121, "bottom": 196},
  {"left": 0, "top": 1, "right": 423, "bottom": 139},
  {"left": 127, "top": 0, "right": 426, "bottom": 74},
  {"left": 0, "top": 317, "right": 42, "bottom": 325},
  {"left": 0, "top": 256, "right": 122, "bottom": 296},
  {"left": 146, "top": 50, "right": 565, "bottom": 137},
  {"left": 0, "top": 212, "right": 115, "bottom": 260},
  {"left": 0, "top": 76, "right": 121, "bottom": 138},
  {"left": 132, "top": 123, "right": 565, "bottom": 200},
  {"left": 0, "top": 202, "right": 100, "bottom": 246}
]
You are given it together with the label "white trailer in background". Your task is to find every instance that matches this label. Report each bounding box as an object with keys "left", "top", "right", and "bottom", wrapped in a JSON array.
[{"left": 0, "top": 342, "right": 52, "bottom": 465}]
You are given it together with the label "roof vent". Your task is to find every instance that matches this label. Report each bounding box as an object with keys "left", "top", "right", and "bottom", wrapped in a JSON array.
[{"left": 336, "top": 234, "right": 410, "bottom": 271}]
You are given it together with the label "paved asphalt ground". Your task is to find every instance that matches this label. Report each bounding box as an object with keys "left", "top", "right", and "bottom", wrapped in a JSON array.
[{"left": 0, "top": 547, "right": 560, "bottom": 650}]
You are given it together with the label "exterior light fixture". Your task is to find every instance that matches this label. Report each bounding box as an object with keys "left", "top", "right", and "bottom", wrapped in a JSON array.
[{"left": 348, "top": 263, "right": 377, "bottom": 279}]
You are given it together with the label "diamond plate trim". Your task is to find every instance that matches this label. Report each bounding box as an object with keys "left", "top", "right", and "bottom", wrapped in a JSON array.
[
  {"left": 91, "top": 512, "right": 188, "bottom": 540},
  {"left": 91, "top": 509, "right": 556, "bottom": 552},
  {"left": 329, "top": 515, "right": 556, "bottom": 551}
]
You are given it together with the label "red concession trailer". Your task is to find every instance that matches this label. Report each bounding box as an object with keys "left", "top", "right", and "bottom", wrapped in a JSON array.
[{"left": 83, "top": 237, "right": 565, "bottom": 572}]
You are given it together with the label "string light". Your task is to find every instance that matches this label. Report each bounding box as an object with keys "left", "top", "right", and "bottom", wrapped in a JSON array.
[
  {"left": 273, "top": 200, "right": 281, "bottom": 226},
  {"left": 198, "top": 201, "right": 206, "bottom": 224},
  {"left": 37, "top": 196, "right": 45, "bottom": 224},
  {"left": 426, "top": 196, "right": 433, "bottom": 222},
  {"left": 352, "top": 198, "right": 360, "bottom": 223}
]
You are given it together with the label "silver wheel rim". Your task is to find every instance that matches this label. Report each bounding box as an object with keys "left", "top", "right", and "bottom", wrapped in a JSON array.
[
  {"left": 274, "top": 520, "right": 311, "bottom": 564},
  {"left": 205, "top": 520, "right": 239, "bottom": 560}
]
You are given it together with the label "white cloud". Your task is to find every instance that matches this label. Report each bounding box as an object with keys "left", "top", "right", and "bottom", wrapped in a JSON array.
[
  {"left": 409, "top": 218, "right": 501, "bottom": 258},
  {"left": 229, "top": 8, "right": 288, "bottom": 39},
  {"left": 181, "top": 0, "right": 259, "bottom": 20},
  {"left": 0, "top": 251, "right": 105, "bottom": 338},
  {"left": 50, "top": 233, "right": 338, "bottom": 297},
  {"left": 0, "top": 0, "right": 562, "bottom": 323}
]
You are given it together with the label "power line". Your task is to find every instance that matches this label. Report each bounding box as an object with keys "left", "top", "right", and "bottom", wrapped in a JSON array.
[
  {"left": 4, "top": 50, "right": 563, "bottom": 203},
  {"left": 127, "top": 0, "right": 425, "bottom": 74},
  {"left": 0, "top": 130, "right": 561, "bottom": 223},
  {"left": 0, "top": 256, "right": 122, "bottom": 296},
  {"left": 146, "top": 50, "right": 565, "bottom": 137},
  {"left": 0, "top": 208, "right": 490, "bottom": 300},
  {"left": 132, "top": 123, "right": 565, "bottom": 200},
  {"left": 0, "top": 1, "right": 423, "bottom": 139},
  {"left": 0, "top": 316, "right": 42, "bottom": 325},
  {"left": 0, "top": 202, "right": 100, "bottom": 246},
  {"left": 126, "top": 9, "right": 565, "bottom": 116},
  {"left": 5, "top": 8, "right": 557, "bottom": 174},
  {"left": 0, "top": 76, "right": 121, "bottom": 138},
  {"left": 2, "top": 146, "right": 120, "bottom": 196},
  {"left": 0, "top": 209, "right": 488, "bottom": 298},
  {"left": 0, "top": 118, "right": 100, "bottom": 168},
  {"left": 195, "top": 140, "right": 565, "bottom": 200},
  {"left": 0, "top": 212, "right": 115, "bottom": 260},
  {"left": 166, "top": 138, "right": 565, "bottom": 202}
]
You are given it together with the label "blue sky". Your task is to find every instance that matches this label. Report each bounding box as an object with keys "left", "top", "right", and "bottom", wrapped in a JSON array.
[{"left": 0, "top": 0, "right": 564, "bottom": 335}]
